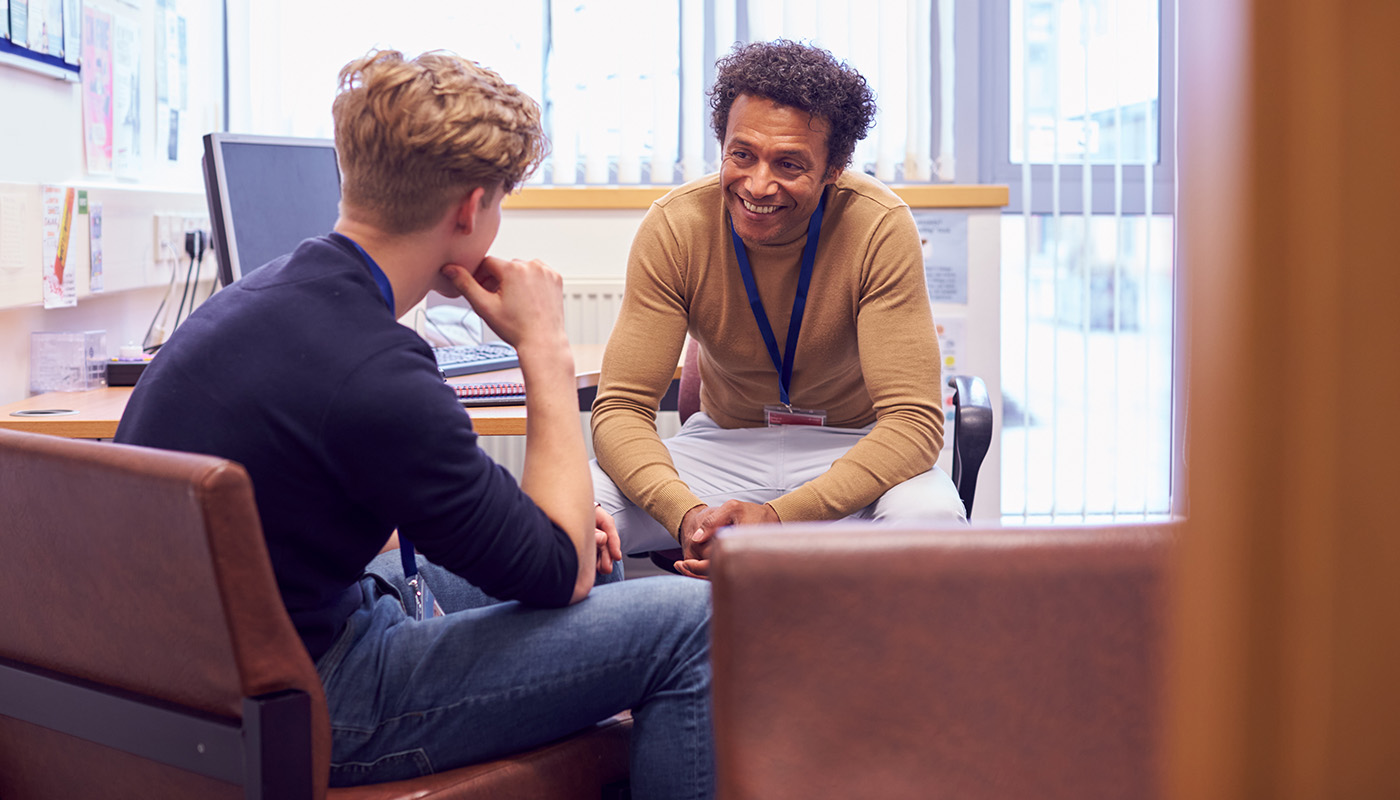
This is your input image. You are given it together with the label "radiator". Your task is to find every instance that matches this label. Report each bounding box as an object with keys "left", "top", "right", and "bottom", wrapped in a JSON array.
[
  {"left": 561, "top": 278, "right": 626, "bottom": 347},
  {"left": 477, "top": 278, "right": 681, "bottom": 478}
]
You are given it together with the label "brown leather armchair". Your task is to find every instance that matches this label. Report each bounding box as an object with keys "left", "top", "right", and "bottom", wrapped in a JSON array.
[
  {"left": 709, "top": 522, "right": 1173, "bottom": 800},
  {"left": 0, "top": 428, "right": 629, "bottom": 799}
]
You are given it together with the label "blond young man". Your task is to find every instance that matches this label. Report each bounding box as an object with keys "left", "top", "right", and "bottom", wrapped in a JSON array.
[{"left": 116, "top": 50, "right": 713, "bottom": 797}]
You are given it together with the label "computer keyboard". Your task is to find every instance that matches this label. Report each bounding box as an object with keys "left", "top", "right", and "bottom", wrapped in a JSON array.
[{"left": 433, "top": 342, "right": 521, "bottom": 377}]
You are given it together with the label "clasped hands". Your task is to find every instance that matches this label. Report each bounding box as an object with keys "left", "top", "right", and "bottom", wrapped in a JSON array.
[{"left": 674, "top": 500, "right": 779, "bottom": 580}]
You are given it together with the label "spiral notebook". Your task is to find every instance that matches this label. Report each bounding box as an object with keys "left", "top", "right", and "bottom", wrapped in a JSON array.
[{"left": 454, "top": 381, "right": 527, "bottom": 407}]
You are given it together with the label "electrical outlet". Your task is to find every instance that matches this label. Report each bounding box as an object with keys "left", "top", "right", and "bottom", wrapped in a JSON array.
[
  {"left": 152, "top": 213, "right": 180, "bottom": 279},
  {"left": 152, "top": 214, "right": 165, "bottom": 262}
]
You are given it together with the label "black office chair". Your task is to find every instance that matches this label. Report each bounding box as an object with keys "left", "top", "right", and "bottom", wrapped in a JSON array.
[{"left": 648, "top": 341, "right": 995, "bottom": 573}]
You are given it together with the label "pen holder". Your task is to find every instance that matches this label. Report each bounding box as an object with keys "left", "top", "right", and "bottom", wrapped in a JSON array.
[{"left": 30, "top": 330, "right": 108, "bottom": 393}]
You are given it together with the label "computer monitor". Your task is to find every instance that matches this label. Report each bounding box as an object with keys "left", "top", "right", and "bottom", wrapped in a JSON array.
[{"left": 202, "top": 133, "right": 342, "bottom": 286}]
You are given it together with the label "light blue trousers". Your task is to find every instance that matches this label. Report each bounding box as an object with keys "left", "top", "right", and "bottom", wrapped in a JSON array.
[
  {"left": 316, "top": 553, "right": 713, "bottom": 799},
  {"left": 593, "top": 411, "right": 968, "bottom": 555}
]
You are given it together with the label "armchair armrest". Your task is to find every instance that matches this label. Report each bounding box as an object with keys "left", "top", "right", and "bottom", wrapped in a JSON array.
[{"left": 946, "top": 374, "right": 993, "bottom": 516}]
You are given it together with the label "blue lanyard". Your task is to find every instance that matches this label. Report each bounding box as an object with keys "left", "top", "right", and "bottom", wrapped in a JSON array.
[
  {"left": 729, "top": 191, "right": 826, "bottom": 407},
  {"left": 333, "top": 234, "right": 426, "bottom": 594},
  {"left": 332, "top": 232, "right": 396, "bottom": 314}
]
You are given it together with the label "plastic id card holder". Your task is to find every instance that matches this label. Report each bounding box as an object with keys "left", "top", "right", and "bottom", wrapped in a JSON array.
[
  {"left": 403, "top": 572, "right": 445, "bottom": 620},
  {"left": 765, "top": 404, "right": 827, "bottom": 427}
]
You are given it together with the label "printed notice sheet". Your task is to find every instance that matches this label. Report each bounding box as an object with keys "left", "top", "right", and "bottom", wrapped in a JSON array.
[
  {"left": 113, "top": 13, "right": 142, "bottom": 178},
  {"left": 62, "top": 0, "right": 78, "bottom": 64},
  {"left": 89, "top": 201, "right": 103, "bottom": 292},
  {"left": 914, "top": 210, "right": 970, "bottom": 305},
  {"left": 935, "top": 316, "right": 966, "bottom": 406}
]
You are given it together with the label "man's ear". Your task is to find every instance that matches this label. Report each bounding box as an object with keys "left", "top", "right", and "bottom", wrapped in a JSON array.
[{"left": 454, "top": 186, "right": 487, "bottom": 235}]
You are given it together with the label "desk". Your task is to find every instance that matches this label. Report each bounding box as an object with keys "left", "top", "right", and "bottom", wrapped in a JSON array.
[{"left": 0, "top": 344, "right": 667, "bottom": 439}]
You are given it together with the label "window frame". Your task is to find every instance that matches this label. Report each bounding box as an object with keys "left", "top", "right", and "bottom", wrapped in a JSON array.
[{"left": 977, "top": 0, "right": 1176, "bottom": 214}]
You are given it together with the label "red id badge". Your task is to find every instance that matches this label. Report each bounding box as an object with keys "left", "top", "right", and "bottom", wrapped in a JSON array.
[{"left": 765, "top": 404, "right": 827, "bottom": 427}]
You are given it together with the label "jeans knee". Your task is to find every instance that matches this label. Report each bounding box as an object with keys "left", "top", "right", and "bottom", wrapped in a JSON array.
[
  {"left": 652, "top": 576, "right": 712, "bottom": 630},
  {"left": 639, "top": 576, "right": 712, "bottom": 659}
]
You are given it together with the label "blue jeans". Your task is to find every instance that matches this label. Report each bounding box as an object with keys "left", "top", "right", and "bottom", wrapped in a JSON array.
[{"left": 316, "top": 553, "right": 714, "bottom": 799}]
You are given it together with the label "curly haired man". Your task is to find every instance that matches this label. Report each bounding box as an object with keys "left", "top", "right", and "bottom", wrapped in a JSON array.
[
  {"left": 118, "top": 50, "right": 712, "bottom": 797},
  {"left": 592, "top": 40, "right": 966, "bottom": 577}
]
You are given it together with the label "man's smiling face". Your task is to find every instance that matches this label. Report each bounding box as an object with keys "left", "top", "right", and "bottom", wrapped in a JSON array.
[{"left": 720, "top": 94, "right": 838, "bottom": 246}]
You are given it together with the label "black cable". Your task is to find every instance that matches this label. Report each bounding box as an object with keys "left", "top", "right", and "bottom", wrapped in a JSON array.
[
  {"left": 142, "top": 241, "right": 184, "bottom": 353},
  {"left": 171, "top": 248, "right": 199, "bottom": 334},
  {"left": 174, "top": 231, "right": 209, "bottom": 330},
  {"left": 203, "top": 236, "right": 221, "bottom": 302}
]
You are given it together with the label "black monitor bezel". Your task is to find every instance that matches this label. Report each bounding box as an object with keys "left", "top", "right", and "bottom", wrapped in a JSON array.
[{"left": 201, "top": 133, "right": 340, "bottom": 287}]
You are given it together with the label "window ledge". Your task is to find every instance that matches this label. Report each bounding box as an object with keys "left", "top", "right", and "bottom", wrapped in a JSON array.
[{"left": 504, "top": 184, "right": 1009, "bottom": 210}]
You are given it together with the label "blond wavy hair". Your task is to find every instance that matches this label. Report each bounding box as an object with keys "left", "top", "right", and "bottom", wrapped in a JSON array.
[{"left": 332, "top": 50, "right": 548, "bottom": 234}]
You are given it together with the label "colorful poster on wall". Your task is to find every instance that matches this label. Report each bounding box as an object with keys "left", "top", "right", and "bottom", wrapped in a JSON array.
[
  {"left": 41, "top": 185, "right": 77, "bottom": 309},
  {"left": 112, "top": 13, "right": 142, "bottom": 179},
  {"left": 81, "top": 5, "right": 114, "bottom": 175}
]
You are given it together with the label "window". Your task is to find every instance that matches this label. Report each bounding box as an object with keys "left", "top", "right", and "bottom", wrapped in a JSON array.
[
  {"left": 984, "top": 0, "right": 1178, "bottom": 521},
  {"left": 227, "top": 0, "right": 952, "bottom": 185}
]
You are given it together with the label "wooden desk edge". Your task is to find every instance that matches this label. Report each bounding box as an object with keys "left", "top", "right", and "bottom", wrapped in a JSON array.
[{"left": 0, "top": 360, "right": 681, "bottom": 440}]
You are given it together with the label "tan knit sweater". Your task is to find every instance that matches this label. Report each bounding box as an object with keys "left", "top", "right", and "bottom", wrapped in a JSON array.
[{"left": 591, "top": 170, "right": 944, "bottom": 538}]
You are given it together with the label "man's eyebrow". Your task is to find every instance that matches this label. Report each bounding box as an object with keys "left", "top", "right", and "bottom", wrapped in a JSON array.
[
  {"left": 773, "top": 148, "right": 813, "bottom": 161},
  {"left": 726, "top": 137, "right": 814, "bottom": 161}
]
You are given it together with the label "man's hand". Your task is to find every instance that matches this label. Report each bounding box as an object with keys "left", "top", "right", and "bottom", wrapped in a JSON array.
[
  {"left": 441, "top": 256, "right": 567, "bottom": 352},
  {"left": 675, "top": 500, "right": 779, "bottom": 580},
  {"left": 444, "top": 254, "right": 593, "bottom": 602},
  {"left": 594, "top": 505, "right": 622, "bottom": 575}
]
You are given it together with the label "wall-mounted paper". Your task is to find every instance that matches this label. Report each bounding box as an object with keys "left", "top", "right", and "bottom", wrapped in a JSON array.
[
  {"left": 27, "top": 0, "right": 59, "bottom": 56},
  {"left": 11, "top": 0, "right": 29, "bottom": 46},
  {"left": 89, "top": 201, "right": 103, "bottom": 292},
  {"left": 61, "top": 0, "right": 77, "bottom": 64},
  {"left": 935, "top": 316, "right": 967, "bottom": 405},
  {"left": 915, "top": 210, "right": 969, "bottom": 305},
  {"left": 112, "top": 13, "right": 142, "bottom": 179},
  {"left": 154, "top": 0, "right": 185, "bottom": 162},
  {"left": 0, "top": 189, "right": 39, "bottom": 308},
  {"left": 41, "top": 184, "right": 76, "bottom": 308},
  {"left": 81, "top": 5, "right": 114, "bottom": 175}
]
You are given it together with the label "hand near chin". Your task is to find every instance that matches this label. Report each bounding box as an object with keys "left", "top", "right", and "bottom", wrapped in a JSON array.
[
  {"left": 440, "top": 257, "right": 564, "bottom": 348},
  {"left": 441, "top": 259, "right": 501, "bottom": 296}
]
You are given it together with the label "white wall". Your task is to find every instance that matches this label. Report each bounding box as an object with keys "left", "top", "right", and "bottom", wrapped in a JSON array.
[
  {"left": 493, "top": 208, "right": 641, "bottom": 281},
  {"left": 0, "top": 0, "right": 221, "bottom": 400},
  {"left": 0, "top": 0, "right": 220, "bottom": 404}
]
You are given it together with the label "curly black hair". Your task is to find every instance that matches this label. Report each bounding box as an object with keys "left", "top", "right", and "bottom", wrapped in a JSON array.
[{"left": 709, "top": 40, "right": 876, "bottom": 174}]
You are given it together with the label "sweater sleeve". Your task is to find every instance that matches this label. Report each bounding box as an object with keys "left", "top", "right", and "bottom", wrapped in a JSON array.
[
  {"left": 591, "top": 205, "right": 701, "bottom": 539},
  {"left": 767, "top": 205, "right": 946, "bottom": 522},
  {"left": 324, "top": 346, "right": 578, "bottom": 608}
]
